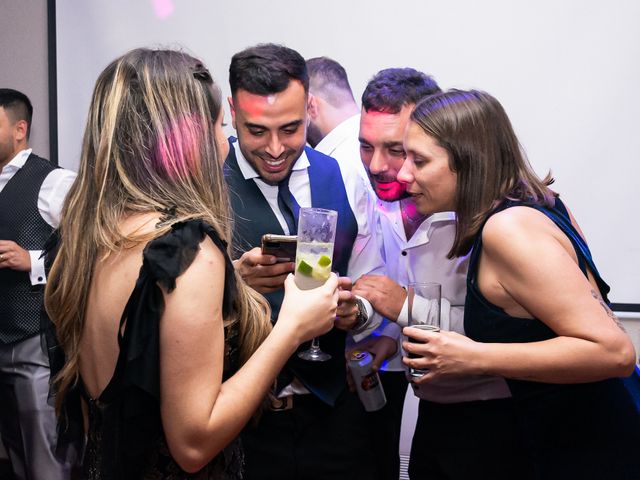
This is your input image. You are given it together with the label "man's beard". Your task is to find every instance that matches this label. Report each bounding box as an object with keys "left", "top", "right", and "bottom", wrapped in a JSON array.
[{"left": 368, "top": 174, "right": 410, "bottom": 202}]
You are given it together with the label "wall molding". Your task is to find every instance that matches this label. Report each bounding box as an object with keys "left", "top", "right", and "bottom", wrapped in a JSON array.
[{"left": 47, "top": 0, "right": 58, "bottom": 165}]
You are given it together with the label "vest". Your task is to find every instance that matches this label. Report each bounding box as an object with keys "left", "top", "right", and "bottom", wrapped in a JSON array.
[
  {"left": 0, "top": 154, "right": 57, "bottom": 344},
  {"left": 224, "top": 140, "right": 359, "bottom": 405}
]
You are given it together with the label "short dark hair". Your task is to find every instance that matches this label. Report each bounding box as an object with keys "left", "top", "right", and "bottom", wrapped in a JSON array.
[
  {"left": 306, "top": 56, "right": 355, "bottom": 106},
  {"left": 362, "top": 68, "right": 440, "bottom": 114},
  {"left": 0, "top": 88, "right": 33, "bottom": 139},
  {"left": 229, "top": 43, "right": 308, "bottom": 96}
]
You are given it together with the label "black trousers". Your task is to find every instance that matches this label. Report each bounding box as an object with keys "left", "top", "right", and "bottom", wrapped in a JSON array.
[
  {"left": 365, "top": 370, "right": 408, "bottom": 480},
  {"left": 242, "top": 391, "right": 377, "bottom": 480},
  {"left": 409, "top": 398, "right": 534, "bottom": 480}
]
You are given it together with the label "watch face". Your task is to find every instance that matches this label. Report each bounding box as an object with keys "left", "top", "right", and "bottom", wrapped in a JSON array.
[
  {"left": 358, "top": 301, "right": 366, "bottom": 318},
  {"left": 353, "top": 299, "right": 368, "bottom": 331}
]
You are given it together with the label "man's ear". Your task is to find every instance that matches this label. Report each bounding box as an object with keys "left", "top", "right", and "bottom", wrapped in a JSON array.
[
  {"left": 14, "top": 119, "right": 28, "bottom": 144},
  {"left": 228, "top": 96, "right": 237, "bottom": 130},
  {"left": 307, "top": 94, "right": 318, "bottom": 120}
]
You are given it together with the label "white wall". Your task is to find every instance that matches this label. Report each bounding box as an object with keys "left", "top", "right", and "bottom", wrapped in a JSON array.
[
  {"left": 56, "top": 0, "right": 640, "bottom": 304},
  {"left": 0, "top": 0, "right": 50, "bottom": 159}
]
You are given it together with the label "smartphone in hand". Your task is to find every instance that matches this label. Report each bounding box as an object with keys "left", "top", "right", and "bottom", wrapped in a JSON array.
[{"left": 261, "top": 234, "right": 297, "bottom": 263}]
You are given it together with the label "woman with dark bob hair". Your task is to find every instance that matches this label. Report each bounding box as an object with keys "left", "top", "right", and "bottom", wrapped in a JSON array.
[
  {"left": 45, "top": 48, "right": 339, "bottom": 479},
  {"left": 400, "top": 89, "right": 640, "bottom": 479}
]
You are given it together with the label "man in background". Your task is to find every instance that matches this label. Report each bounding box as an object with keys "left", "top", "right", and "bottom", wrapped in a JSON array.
[
  {"left": 306, "top": 55, "right": 375, "bottom": 224},
  {"left": 306, "top": 56, "right": 368, "bottom": 191},
  {"left": 0, "top": 88, "right": 76, "bottom": 480}
]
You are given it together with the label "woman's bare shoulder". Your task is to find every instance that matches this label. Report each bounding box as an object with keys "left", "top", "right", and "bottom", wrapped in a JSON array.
[{"left": 482, "top": 206, "right": 556, "bottom": 250}]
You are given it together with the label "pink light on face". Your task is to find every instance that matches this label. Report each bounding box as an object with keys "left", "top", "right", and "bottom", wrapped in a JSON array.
[
  {"left": 152, "top": 0, "right": 174, "bottom": 19},
  {"left": 235, "top": 93, "right": 269, "bottom": 118},
  {"left": 372, "top": 180, "right": 406, "bottom": 202}
]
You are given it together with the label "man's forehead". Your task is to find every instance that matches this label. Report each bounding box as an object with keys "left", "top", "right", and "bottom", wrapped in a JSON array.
[
  {"left": 360, "top": 106, "right": 413, "bottom": 141},
  {"left": 234, "top": 81, "right": 307, "bottom": 118},
  {"left": 234, "top": 90, "right": 272, "bottom": 117}
]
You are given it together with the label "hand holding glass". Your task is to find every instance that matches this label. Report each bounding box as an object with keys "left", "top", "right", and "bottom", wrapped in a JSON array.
[
  {"left": 295, "top": 208, "right": 338, "bottom": 361},
  {"left": 406, "top": 282, "right": 441, "bottom": 378}
]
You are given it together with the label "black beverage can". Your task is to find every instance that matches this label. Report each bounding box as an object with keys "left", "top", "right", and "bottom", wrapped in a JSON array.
[{"left": 349, "top": 350, "right": 387, "bottom": 412}]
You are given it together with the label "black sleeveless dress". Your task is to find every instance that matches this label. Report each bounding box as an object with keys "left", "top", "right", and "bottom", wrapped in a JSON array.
[
  {"left": 53, "top": 220, "right": 244, "bottom": 479},
  {"left": 464, "top": 198, "right": 640, "bottom": 480}
]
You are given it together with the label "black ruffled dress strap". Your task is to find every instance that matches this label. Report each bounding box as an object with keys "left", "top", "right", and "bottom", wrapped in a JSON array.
[{"left": 108, "top": 220, "right": 236, "bottom": 402}]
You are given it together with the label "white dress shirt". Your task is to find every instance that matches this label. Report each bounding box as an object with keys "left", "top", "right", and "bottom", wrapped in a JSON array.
[
  {"left": 233, "top": 142, "right": 386, "bottom": 396},
  {"left": 368, "top": 199, "right": 511, "bottom": 403},
  {"left": 0, "top": 149, "right": 76, "bottom": 284}
]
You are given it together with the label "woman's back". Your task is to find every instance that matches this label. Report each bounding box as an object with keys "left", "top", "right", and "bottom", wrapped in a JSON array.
[
  {"left": 75, "top": 218, "right": 244, "bottom": 479},
  {"left": 80, "top": 214, "right": 156, "bottom": 400}
]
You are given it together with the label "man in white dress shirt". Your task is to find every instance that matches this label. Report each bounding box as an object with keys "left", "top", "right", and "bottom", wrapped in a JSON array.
[
  {"left": 352, "top": 71, "right": 528, "bottom": 480},
  {"left": 0, "top": 89, "right": 76, "bottom": 479},
  {"left": 306, "top": 56, "right": 370, "bottom": 193}
]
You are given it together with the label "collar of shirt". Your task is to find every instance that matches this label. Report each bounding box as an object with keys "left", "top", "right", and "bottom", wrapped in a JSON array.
[
  {"left": 0, "top": 148, "right": 33, "bottom": 192},
  {"left": 232, "top": 140, "right": 312, "bottom": 234},
  {"left": 233, "top": 141, "right": 310, "bottom": 180},
  {"left": 377, "top": 199, "right": 456, "bottom": 247},
  {"left": 1, "top": 148, "right": 32, "bottom": 174},
  {"left": 314, "top": 114, "right": 361, "bottom": 158}
]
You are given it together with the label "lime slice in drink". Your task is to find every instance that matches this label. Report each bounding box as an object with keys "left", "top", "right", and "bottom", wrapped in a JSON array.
[
  {"left": 312, "top": 256, "right": 332, "bottom": 281},
  {"left": 297, "top": 259, "right": 313, "bottom": 277},
  {"left": 318, "top": 255, "right": 332, "bottom": 267}
]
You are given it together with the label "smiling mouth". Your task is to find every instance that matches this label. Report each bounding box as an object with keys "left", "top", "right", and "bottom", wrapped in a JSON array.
[
  {"left": 264, "top": 158, "right": 286, "bottom": 167},
  {"left": 256, "top": 154, "right": 289, "bottom": 172}
]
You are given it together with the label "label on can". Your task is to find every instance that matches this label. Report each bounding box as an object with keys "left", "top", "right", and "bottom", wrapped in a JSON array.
[
  {"left": 361, "top": 372, "right": 380, "bottom": 391},
  {"left": 349, "top": 350, "right": 387, "bottom": 412}
]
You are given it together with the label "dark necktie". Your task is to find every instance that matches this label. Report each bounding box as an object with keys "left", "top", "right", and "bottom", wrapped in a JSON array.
[
  {"left": 274, "top": 175, "right": 300, "bottom": 394},
  {"left": 277, "top": 175, "right": 300, "bottom": 235}
]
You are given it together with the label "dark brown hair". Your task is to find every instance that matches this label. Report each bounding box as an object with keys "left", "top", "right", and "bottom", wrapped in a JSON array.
[
  {"left": 229, "top": 43, "right": 308, "bottom": 96},
  {"left": 306, "top": 56, "right": 355, "bottom": 107},
  {"left": 410, "top": 89, "right": 555, "bottom": 258},
  {"left": 362, "top": 68, "right": 440, "bottom": 114}
]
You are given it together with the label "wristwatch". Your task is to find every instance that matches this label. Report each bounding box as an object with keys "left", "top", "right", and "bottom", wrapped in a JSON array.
[{"left": 352, "top": 298, "right": 369, "bottom": 333}]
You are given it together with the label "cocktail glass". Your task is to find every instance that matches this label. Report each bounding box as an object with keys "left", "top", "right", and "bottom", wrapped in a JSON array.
[{"left": 295, "top": 207, "right": 338, "bottom": 361}]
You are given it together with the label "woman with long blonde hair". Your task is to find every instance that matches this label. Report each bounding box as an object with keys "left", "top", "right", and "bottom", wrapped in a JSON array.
[{"left": 45, "top": 48, "right": 338, "bottom": 479}]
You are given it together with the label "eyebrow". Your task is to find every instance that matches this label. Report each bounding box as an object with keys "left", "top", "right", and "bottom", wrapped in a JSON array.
[
  {"left": 244, "top": 120, "right": 303, "bottom": 130},
  {"left": 280, "top": 120, "right": 303, "bottom": 130},
  {"left": 383, "top": 141, "right": 404, "bottom": 149}
]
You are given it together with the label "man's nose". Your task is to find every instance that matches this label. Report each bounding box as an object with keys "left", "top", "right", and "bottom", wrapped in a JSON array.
[
  {"left": 265, "top": 134, "right": 285, "bottom": 158},
  {"left": 368, "top": 150, "right": 388, "bottom": 175}
]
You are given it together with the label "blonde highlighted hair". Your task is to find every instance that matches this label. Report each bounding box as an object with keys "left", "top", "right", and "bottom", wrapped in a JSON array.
[{"left": 45, "top": 48, "right": 271, "bottom": 413}]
